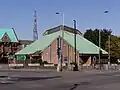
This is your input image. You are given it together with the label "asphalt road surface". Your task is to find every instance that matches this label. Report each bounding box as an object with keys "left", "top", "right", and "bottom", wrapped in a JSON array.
[{"left": 0, "top": 71, "right": 120, "bottom": 90}]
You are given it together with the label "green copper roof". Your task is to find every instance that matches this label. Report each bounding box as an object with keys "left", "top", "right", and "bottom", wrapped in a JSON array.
[
  {"left": 0, "top": 28, "right": 18, "bottom": 42},
  {"left": 15, "top": 30, "right": 108, "bottom": 55},
  {"left": 63, "top": 31, "right": 107, "bottom": 54},
  {"left": 15, "top": 31, "right": 60, "bottom": 55}
]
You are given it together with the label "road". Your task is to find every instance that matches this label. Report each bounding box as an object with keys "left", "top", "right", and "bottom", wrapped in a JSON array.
[{"left": 0, "top": 70, "right": 120, "bottom": 90}]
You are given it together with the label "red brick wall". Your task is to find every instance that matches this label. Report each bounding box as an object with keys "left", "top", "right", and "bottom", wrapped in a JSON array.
[
  {"left": 62, "top": 39, "right": 79, "bottom": 64},
  {"left": 42, "top": 38, "right": 80, "bottom": 64},
  {"left": 42, "top": 39, "right": 57, "bottom": 64},
  {"left": 17, "top": 45, "right": 24, "bottom": 52}
]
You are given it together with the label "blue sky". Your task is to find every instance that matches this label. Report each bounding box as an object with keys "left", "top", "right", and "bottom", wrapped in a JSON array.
[{"left": 0, "top": 0, "right": 120, "bottom": 40}]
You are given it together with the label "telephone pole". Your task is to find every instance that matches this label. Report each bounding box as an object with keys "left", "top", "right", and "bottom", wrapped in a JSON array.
[
  {"left": 104, "top": 10, "right": 110, "bottom": 69},
  {"left": 108, "top": 34, "right": 110, "bottom": 68},
  {"left": 99, "top": 29, "right": 101, "bottom": 70},
  {"left": 33, "top": 10, "right": 38, "bottom": 41},
  {"left": 73, "top": 20, "right": 78, "bottom": 71},
  {"left": 56, "top": 12, "right": 64, "bottom": 72}
]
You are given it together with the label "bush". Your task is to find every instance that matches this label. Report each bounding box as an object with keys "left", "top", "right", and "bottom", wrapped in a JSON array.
[
  {"left": 31, "top": 59, "right": 40, "bottom": 64},
  {"left": 39, "top": 59, "right": 43, "bottom": 65},
  {"left": 43, "top": 61, "right": 48, "bottom": 64},
  {"left": 31, "top": 59, "right": 50, "bottom": 66}
]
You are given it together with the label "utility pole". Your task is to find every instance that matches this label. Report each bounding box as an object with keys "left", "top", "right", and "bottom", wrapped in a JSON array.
[
  {"left": 104, "top": 10, "right": 110, "bottom": 69},
  {"left": 56, "top": 12, "right": 64, "bottom": 72},
  {"left": 108, "top": 34, "right": 110, "bottom": 68},
  {"left": 73, "top": 20, "right": 78, "bottom": 71},
  {"left": 33, "top": 10, "right": 38, "bottom": 41},
  {"left": 99, "top": 29, "right": 101, "bottom": 70},
  {"left": 57, "top": 37, "right": 62, "bottom": 72}
]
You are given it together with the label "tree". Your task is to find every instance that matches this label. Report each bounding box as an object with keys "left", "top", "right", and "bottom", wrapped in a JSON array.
[
  {"left": 84, "top": 29, "right": 120, "bottom": 59},
  {"left": 84, "top": 29, "right": 112, "bottom": 49},
  {"left": 105, "top": 35, "right": 120, "bottom": 59}
]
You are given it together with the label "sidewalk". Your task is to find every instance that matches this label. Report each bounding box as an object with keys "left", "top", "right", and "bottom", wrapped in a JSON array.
[
  {"left": 82, "top": 68, "right": 120, "bottom": 74},
  {"left": 0, "top": 68, "right": 57, "bottom": 72},
  {"left": 0, "top": 67, "right": 119, "bottom": 74}
]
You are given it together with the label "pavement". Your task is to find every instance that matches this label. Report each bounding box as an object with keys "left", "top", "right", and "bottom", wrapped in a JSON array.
[
  {"left": 0, "top": 68, "right": 56, "bottom": 72},
  {"left": 0, "top": 69, "right": 120, "bottom": 90}
]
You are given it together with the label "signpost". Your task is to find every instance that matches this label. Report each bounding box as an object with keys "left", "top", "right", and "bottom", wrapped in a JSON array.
[{"left": 64, "top": 57, "right": 68, "bottom": 62}]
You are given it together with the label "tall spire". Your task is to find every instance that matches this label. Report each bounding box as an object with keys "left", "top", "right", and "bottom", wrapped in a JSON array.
[{"left": 33, "top": 10, "right": 38, "bottom": 40}]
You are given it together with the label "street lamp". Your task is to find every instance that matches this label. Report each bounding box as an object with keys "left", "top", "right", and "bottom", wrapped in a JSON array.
[
  {"left": 108, "top": 34, "right": 110, "bottom": 67},
  {"left": 73, "top": 20, "right": 78, "bottom": 71},
  {"left": 99, "top": 10, "right": 109, "bottom": 70},
  {"left": 99, "top": 30, "right": 102, "bottom": 70},
  {"left": 99, "top": 29, "right": 101, "bottom": 70},
  {"left": 56, "top": 12, "right": 64, "bottom": 72},
  {"left": 104, "top": 10, "right": 110, "bottom": 70},
  {"left": 56, "top": 12, "right": 64, "bottom": 26}
]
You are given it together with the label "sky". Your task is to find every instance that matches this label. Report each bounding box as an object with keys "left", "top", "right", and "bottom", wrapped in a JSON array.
[{"left": 0, "top": 0, "right": 120, "bottom": 40}]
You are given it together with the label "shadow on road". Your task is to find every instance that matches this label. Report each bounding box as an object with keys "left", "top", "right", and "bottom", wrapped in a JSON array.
[
  {"left": 69, "top": 82, "right": 90, "bottom": 90},
  {"left": 17, "top": 76, "right": 62, "bottom": 81},
  {"left": 0, "top": 75, "right": 62, "bottom": 84}
]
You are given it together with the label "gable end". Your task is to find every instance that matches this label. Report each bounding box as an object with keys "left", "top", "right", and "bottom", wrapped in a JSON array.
[{"left": 2, "top": 33, "right": 11, "bottom": 42}]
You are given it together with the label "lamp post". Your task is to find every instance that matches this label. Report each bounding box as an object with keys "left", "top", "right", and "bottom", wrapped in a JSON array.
[
  {"left": 104, "top": 10, "right": 110, "bottom": 69},
  {"left": 105, "top": 11, "right": 110, "bottom": 68},
  {"left": 108, "top": 34, "right": 110, "bottom": 67},
  {"left": 99, "top": 10, "right": 109, "bottom": 70},
  {"left": 56, "top": 12, "right": 64, "bottom": 72},
  {"left": 56, "top": 12, "right": 64, "bottom": 26},
  {"left": 99, "top": 29, "right": 101, "bottom": 70},
  {"left": 56, "top": 12, "right": 64, "bottom": 37},
  {"left": 73, "top": 20, "right": 78, "bottom": 71}
]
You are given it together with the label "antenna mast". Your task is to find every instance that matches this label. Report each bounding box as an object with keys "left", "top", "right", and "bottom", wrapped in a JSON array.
[{"left": 33, "top": 10, "right": 38, "bottom": 40}]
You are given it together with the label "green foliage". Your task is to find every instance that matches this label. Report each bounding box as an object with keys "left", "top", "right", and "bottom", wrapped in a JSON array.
[
  {"left": 84, "top": 29, "right": 120, "bottom": 59},
  {"left": 84, "top": 29, "right": 112, "bottom": 49},
  {"left": 31, "top": 59, "right": 44, "bottom": 65},
  {"left": 105, "top": 35, "right": 120, "bottom": 59},
  {"left": 31, "top": 59, "right": 40, "bottom": 64}
]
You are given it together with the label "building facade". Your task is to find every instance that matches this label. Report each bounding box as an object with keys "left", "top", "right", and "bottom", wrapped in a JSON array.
[
  {"left": 0, "top": 28, "right": 33, "bottom": 64},
  {"left": 15, "top": 25, "right": 108, "bottom": 66},
  {"left": 42, "top": 38, "right": 80, "bottom": 64}
]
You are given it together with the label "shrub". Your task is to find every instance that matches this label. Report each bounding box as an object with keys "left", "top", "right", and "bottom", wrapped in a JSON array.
[{"left": 31, "top": 59, "right": 40, "bottom": 64}]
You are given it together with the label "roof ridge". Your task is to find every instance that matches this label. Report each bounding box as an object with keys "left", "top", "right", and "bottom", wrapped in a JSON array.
[
  {"left": 12, "top": 28, "right": 18, "bottom": 42},
  {"left": 0, "top": 28, "right": 18, "bottom": 42},
  {"left": 43, "top": 25, "right": 83, "bottom": 36},
  {"left": 0, "top": 32, "right": 5, "bottom": 40}
]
